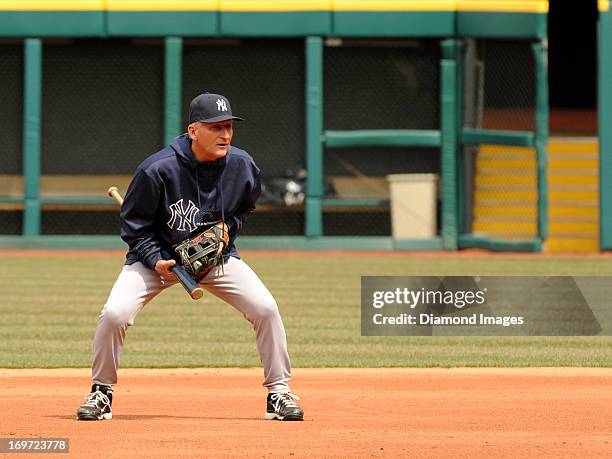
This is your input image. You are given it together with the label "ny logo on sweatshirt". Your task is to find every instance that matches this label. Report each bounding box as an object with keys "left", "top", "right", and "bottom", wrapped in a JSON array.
[{"left": 167, "top": 199, "right": 200, "bottom": 232}]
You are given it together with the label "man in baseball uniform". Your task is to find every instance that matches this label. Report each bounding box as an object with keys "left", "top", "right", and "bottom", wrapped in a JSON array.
[{"left": 76, "top": 92, "right": 304, "bottom": 422}]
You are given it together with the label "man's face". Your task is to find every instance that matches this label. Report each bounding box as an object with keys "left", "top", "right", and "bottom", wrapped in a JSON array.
[{"left": 188, "top": 120, "right": 234, "bottom": 162}]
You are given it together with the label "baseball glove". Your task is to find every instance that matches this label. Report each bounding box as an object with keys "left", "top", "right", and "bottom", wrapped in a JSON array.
[{"left": 174, "top": 221, "right": 229, "bottom": 279}]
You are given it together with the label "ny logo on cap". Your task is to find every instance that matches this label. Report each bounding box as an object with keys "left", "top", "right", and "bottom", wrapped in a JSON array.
[{"left": 216, "top": 98, "right": 228, "bottom": 112}]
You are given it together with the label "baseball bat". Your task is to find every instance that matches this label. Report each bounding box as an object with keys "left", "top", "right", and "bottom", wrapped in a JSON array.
[{"left": 106, "top": 186, "right": 204, "bottom": 300}]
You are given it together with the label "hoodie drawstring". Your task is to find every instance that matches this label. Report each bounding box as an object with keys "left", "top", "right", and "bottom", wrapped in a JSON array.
[
  {"left": 196, "top": 168, "right": 203, "bottom": 224},
  {"left": 219, "top": 178, "right": 225, "bottom": 223}
]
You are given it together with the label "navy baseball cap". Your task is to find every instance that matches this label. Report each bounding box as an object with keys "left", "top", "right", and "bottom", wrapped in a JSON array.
[{"left": 188, "top": 93, "right": 244, "bottom": 123}]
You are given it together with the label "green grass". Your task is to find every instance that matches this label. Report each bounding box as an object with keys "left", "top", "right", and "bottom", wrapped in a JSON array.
[{"left": 1, "top": 252, "right": 611, "bottom": 368}]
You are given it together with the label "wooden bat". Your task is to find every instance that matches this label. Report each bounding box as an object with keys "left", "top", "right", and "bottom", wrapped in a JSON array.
[{"left": 106, "top": 186, "right": 204, "bottom": 300}]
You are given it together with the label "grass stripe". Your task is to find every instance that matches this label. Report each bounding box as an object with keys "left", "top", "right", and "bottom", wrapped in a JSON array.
[{"left": 1, "top": 253, "right": 612, "bottom": 368}]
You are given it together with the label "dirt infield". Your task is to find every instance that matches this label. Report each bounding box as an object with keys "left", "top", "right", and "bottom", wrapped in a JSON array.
[{"left": 1, "top": 368, "right": 611, "bottom": 458}]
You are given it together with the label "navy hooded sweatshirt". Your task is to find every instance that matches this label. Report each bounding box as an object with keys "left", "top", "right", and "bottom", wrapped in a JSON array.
[{"left": 121, "top": 133, "right": 261, "bottom": 269}]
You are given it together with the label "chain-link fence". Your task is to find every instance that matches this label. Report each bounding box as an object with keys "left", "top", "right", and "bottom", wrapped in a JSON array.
[
  {"left": 463, "top": 39, "right": 538, "bottom": 240},
  {"left": 323, "top": 39, "right": 441, "bottom": 236},
  {"left": 42, "top": 39, "right": 164, "bottom": 175},
  {"left": 41, "top": 211, "right": 121, "bottom": 235},
  {"left": 239, "top": 209, "right": 304, "bottom": 236},
  {"left": 0, "top": 44, "right": 23, "bottom": 234},
  {"left": 0, "top": 44, "right": 22, "bottom": 175},
  {"left": 183, "top": 38, "right": 305, "bottom": 235},
  {"left": 0, "top": 212, "right": 22, "bottom": 235},
  {"left": 37, "top": 38, "right": 164, "bottom": 235},
  {"left": 2, "top": 37, "right": 447, "bottom": 238},
  {"left": 480, "top": 40, "right": 535, "bottom": 131},
  {"left": 324, "top": 39, "right": 440, "bottom": 131}
]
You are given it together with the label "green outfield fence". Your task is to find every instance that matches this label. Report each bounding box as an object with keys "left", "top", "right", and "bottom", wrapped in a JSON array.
[
  {"left": 0, "top": 2, "right": 553, "bottom": 251},
  {"left": 600, "top": 0, "right": 612, "bottom": 249}
]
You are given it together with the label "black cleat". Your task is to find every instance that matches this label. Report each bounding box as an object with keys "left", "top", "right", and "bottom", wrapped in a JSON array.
[
  {"left": 264, "top": 392, "right": 304, "bottom": 421},
  {"left": 76, "top": 384, "right": 113, "bottom": 421}
]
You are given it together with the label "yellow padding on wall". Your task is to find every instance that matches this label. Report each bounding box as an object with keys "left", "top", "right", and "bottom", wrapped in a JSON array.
[
  {"left": 0, "top": 0, "right": 103, "bottom": 10},
  {"left": 0, "top": 0, "right": 550, "bottom": 12},
  {"left": 334, "top": 0, "right": 547, "bottom": 13},
  {"left": 107, "top": 1, "right": 219, "bottom": 11},
  {"left": 457, "top": 1, "right": 548, "bottom": 13},
  {"left": 333, "top": 1, "right": 456, "bottom": 11},
  {"left": 600, "top": 0, "right": 610, "bottom": 13},
  {"left": 221, "top": 0, "right": 331, "bottom": 12}
]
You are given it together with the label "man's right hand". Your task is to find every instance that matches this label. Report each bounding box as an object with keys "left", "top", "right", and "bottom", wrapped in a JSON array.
[{"left": 155, "top": 259, "right": 177, "bottom": 280}]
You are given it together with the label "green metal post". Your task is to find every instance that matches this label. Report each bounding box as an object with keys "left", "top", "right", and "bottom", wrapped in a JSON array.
[
  {"left": 164, "top": 37, "right": 183, "bottom": 144},
  {"left": 305, "top": 36, "right": 323, "bottom": 237},
  {"left": 455, "top": 40, "right": 465, "bottom": 234},
  {"left": 440, "top": 39, "right": 459, "bottom": 250},
  {"left": 22, "top": 38, "right": 42, "bottom": 237},
  {"left": 532, "top": 40, "right": 549, "bottom": 244},
  {"left": 600, "top": 10, "right": 612, "bottom": 249}
]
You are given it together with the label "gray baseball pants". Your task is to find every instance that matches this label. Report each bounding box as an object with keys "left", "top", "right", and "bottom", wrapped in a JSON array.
[{"left": 91, "top": 257, "right": 292, "bottom": 392}]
